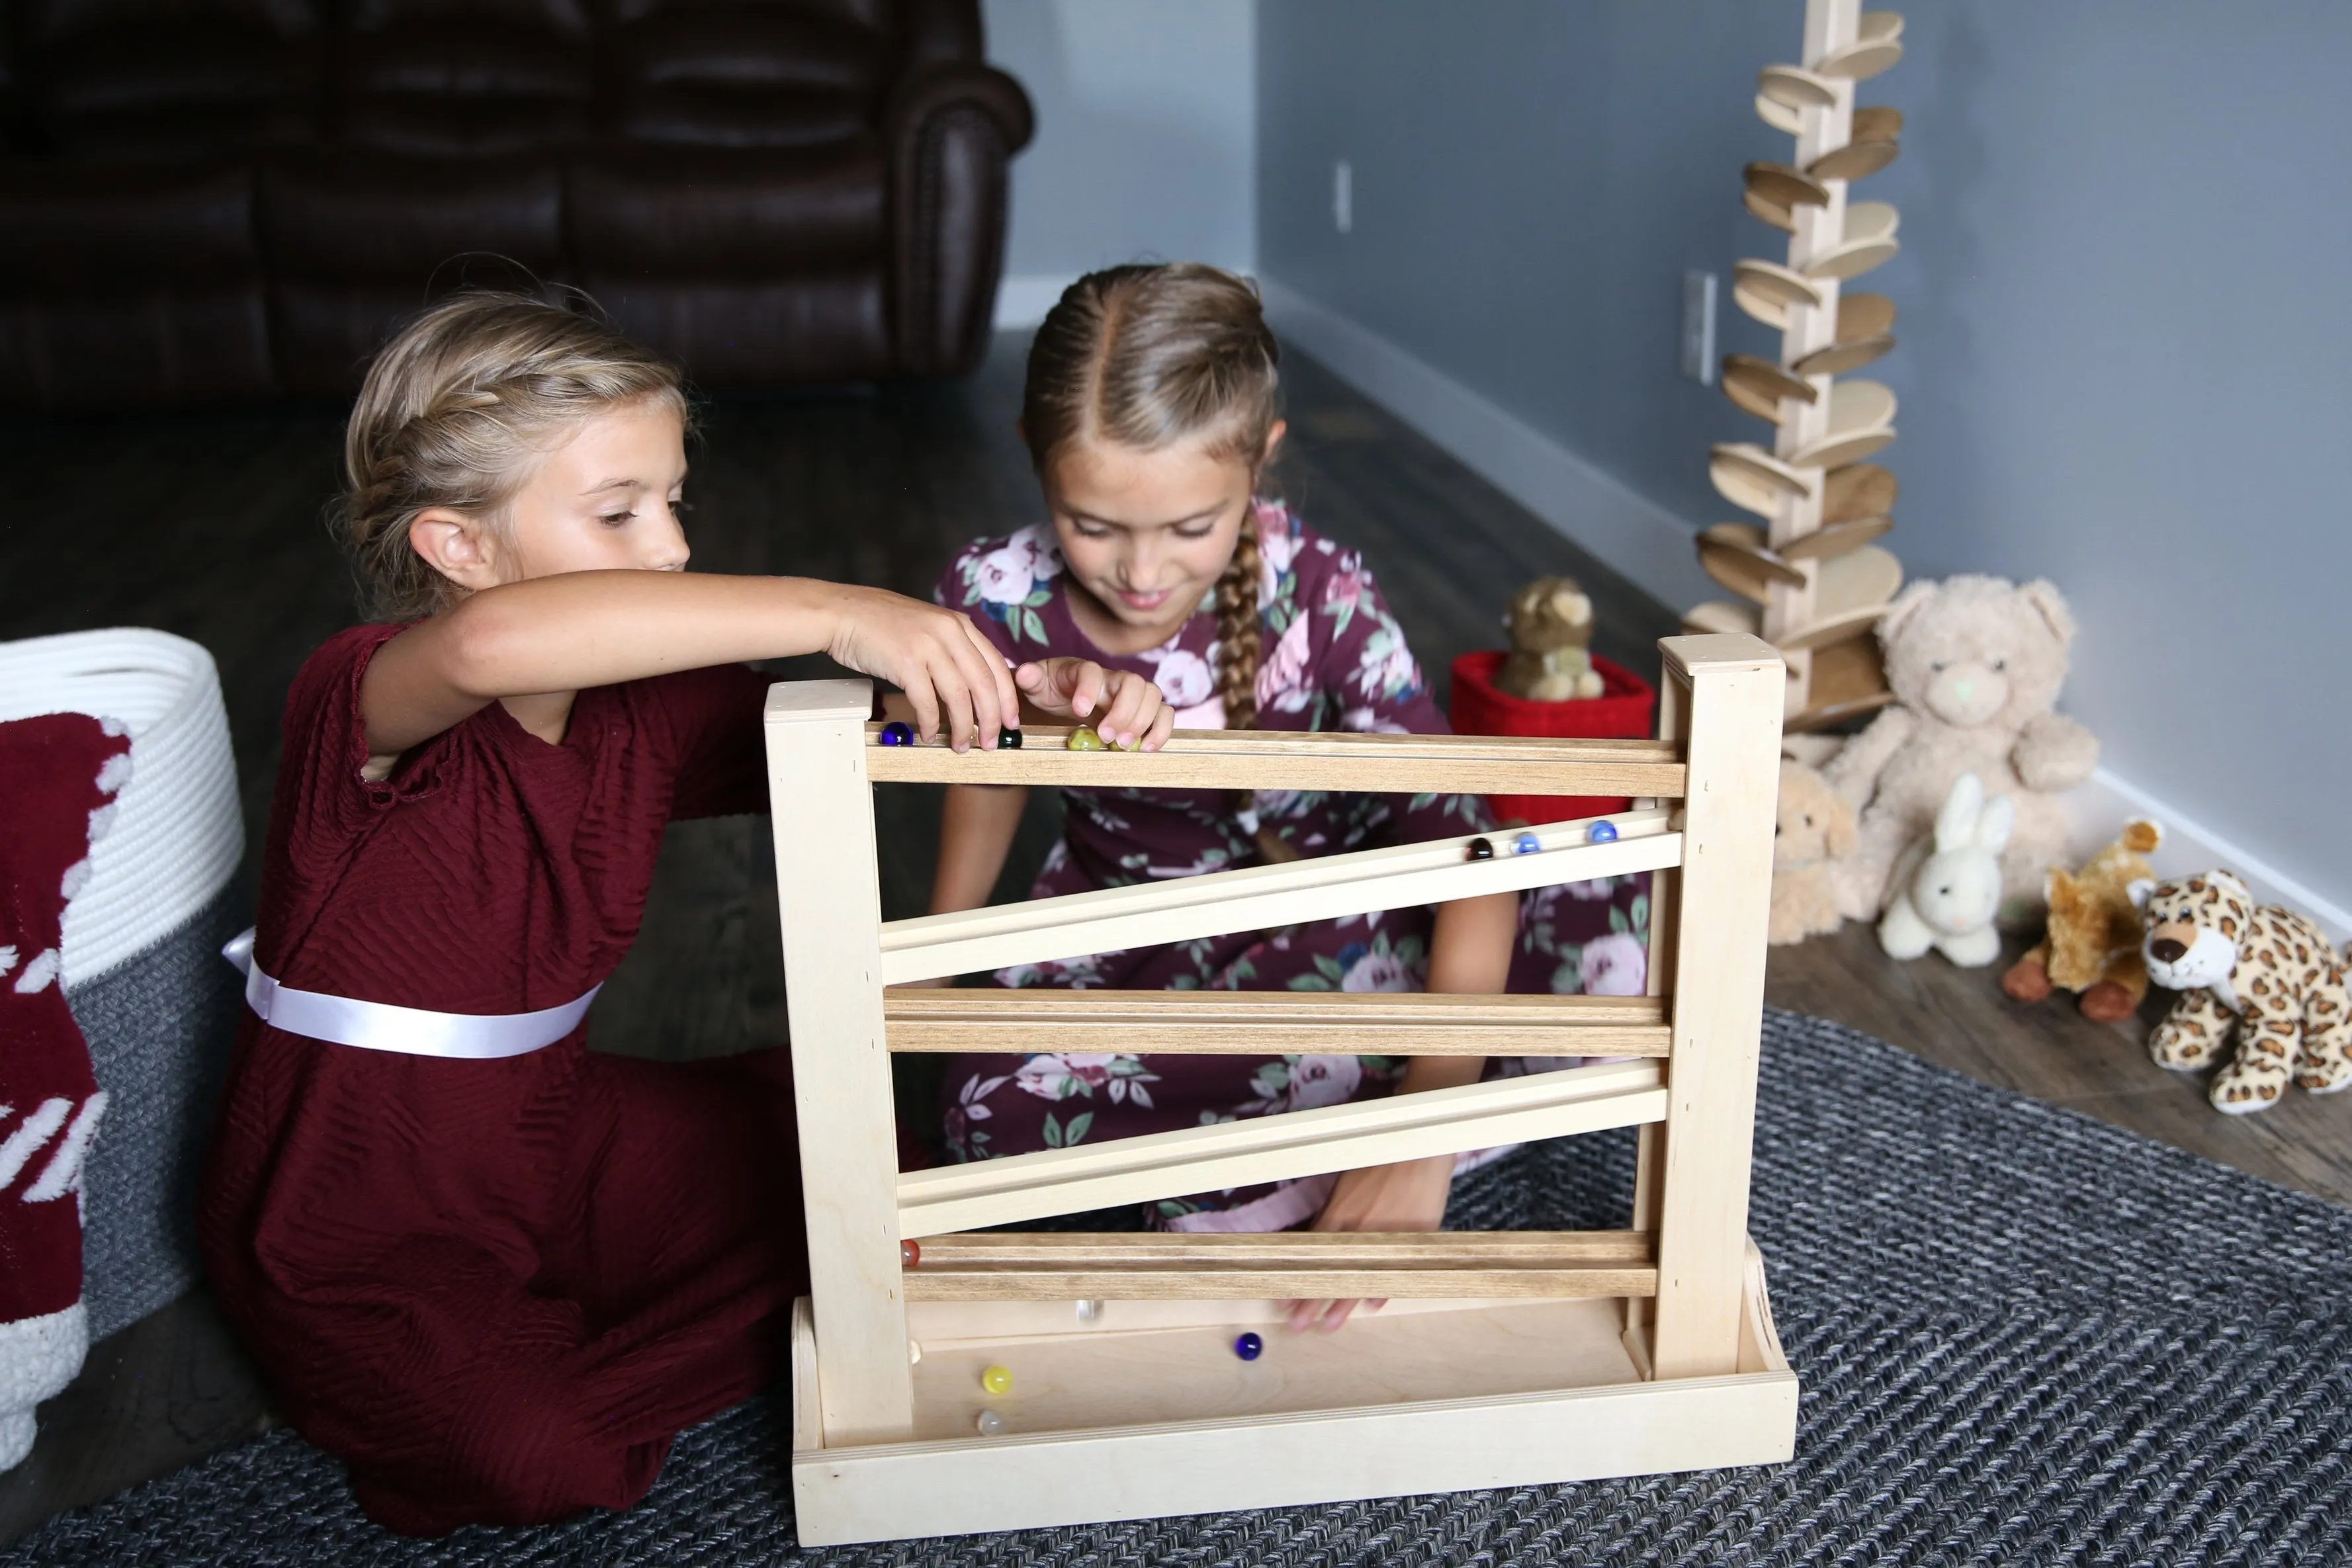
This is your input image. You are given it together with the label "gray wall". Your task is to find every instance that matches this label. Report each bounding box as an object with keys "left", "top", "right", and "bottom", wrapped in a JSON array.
[
  {"left": 1258, "top": 0, "right": 2352, "bottom": 912},
  {"left": 985, "top": 0, "right": 1257, "bottom": 292}
]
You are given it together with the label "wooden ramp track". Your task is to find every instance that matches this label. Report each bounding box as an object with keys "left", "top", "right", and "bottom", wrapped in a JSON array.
[
  {"left": 883, "top": 990, "right": 1671, "bottom": 1057},
  {"left": 878, "top": 808, "right": 1680, "bottom": 984},
  {"left": 863, "top": 721, "right": 1688, "bottom": 799},
  {"left": 897, "top": 1059, "right": 1667, "bottom": 1238},
  {"left": 901, "top": 1230, "right": 1659, "bottom": 1302}
]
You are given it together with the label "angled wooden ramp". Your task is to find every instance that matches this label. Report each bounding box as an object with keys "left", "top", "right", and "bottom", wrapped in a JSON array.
[{"left": 763, "top": 633, "right": 1795, "bottom": 1546}]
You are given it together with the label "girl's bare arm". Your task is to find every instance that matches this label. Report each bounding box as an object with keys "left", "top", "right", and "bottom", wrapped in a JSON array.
[
  {"left": 360, "top": 571, "right": 1019, "bottom": 760},
  {"left": 932, "top": 783, "right": 1031, "bottom": 916}
]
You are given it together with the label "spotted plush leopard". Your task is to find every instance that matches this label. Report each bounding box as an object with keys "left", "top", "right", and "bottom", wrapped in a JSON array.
[{"left": 2127, "top": 869, "right": 2352, "bottom": 1114}]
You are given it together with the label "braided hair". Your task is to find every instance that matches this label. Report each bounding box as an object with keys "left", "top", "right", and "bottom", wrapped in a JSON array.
[
  {"left": 1020, "top": 263, "right": 1282, "bottom": 728},
  {"left": 333, "top": 292, "right": 688, "bottom": 621}
]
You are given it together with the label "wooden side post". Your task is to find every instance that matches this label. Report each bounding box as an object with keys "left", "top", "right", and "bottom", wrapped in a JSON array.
[
  {"left": 1647, "top": 634, "right": 1783, "bottom": 1380},
  {"left": 764, "top": 680, "right": 913, "bottom": 1444}
]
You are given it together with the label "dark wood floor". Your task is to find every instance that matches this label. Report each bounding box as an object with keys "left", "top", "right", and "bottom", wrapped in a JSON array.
[{"left": 1, "top": 333, "right": 2343, "bottom": 1547}]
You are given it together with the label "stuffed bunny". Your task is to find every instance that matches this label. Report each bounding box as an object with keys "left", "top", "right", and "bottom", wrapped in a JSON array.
[{"left": 1878, "top": 771, "right": 2014, "bottom": 967}]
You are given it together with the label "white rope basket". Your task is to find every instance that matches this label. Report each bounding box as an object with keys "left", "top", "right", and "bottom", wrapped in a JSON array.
[{"left": 0, "top": 629, "right": 243, "bottom": 987}]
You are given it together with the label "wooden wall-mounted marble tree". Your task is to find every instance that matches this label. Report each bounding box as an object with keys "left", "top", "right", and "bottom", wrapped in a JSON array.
[{"left": 1686, "top": 0, "right": 1907, "bottom": 732}]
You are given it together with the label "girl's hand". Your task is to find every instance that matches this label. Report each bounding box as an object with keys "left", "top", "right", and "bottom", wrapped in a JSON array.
[
  {"left": 1284, "top": 1154, "right": 1456, "bottom": 1333},
  {"left": 824, "top": 589, "right": 1020, "bottom": 752},
  {"left": 1014, "top": 658, "right": 1176, "bottom": 752}
]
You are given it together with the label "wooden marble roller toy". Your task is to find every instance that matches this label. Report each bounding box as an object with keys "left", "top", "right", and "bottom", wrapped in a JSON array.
[
  {"left": 1692, "top": 0, "right": 1910, "bottom": 731},
  {"left": 762, "top": 633, "right": 1796, "bottom": 1546}
]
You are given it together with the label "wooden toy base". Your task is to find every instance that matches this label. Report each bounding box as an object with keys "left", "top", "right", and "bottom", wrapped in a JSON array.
[{"left": 789, "top": 1248, "right": 1798, "bottom": 1546}]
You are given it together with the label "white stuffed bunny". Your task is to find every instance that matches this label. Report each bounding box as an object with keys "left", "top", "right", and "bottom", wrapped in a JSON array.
[{"left": 1877, "top": 771, "right": 2015, "bottom": 967}]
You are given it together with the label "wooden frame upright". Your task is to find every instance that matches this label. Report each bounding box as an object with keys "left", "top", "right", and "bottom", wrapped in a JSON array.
[{"left": 763, "top": 633, "right": 1795, "bottom": 1546}]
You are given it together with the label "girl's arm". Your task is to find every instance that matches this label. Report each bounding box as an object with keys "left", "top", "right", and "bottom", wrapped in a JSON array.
[
  {"left": 361, "top": 571, "right": 1022, "bottom": 763},
  {"left": 1289, "top": 889, "right": 1518, "bottom": 1332},
  {"left": 932, "top": 783, "right": 1031, "bottom": 916}
]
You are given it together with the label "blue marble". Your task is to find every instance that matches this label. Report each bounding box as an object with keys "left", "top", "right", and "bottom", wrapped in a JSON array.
[
  {"left": 1234, "top": 1332, "right": 1263, "bottom": 1362},
  {"left": 1512, "top": 832, "right": 1541, "bottom": 855},
  {"left": 879, "top": 720, "right": 914, "bottom": 747},
  {"left": 1588, "top": 820, "right": 1619, "bottom": 844}
]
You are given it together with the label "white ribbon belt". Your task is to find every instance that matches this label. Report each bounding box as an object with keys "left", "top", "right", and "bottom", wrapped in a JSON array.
[{"left": 221, "top": 928, "right": 599, "bottom": 1060}]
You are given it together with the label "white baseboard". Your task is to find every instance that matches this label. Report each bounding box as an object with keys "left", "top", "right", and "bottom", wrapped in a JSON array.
[
  {"left": 1256, "top": 276, "right": 2352, "bottom": 945},
  {"left": 2067, "top": 769, "right": 2349, "bottom": 945},
  {"left": 1256, "top": 275, "right": 1714, "bottom": 613},
  {"left": 994, "top": 273, "right": 1080, "bottom": 331}
]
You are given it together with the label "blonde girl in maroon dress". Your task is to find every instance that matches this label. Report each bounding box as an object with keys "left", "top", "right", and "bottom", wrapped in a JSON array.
[
  {"left": 196, "top": 293, "right": 1170, "bottom": 1537},
  {"left": 928, "top": 265, "right": 1651, "bottom": 1328}
]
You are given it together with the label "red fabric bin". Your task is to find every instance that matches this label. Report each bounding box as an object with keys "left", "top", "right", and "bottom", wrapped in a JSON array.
[{"left": 1446, "top": 650, "right": 1658, "bottom": 825}]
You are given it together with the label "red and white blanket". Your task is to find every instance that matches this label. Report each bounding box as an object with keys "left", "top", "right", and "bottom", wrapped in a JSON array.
[{"left": 0, "top": 711, "right": 131, "bottom": 1469}]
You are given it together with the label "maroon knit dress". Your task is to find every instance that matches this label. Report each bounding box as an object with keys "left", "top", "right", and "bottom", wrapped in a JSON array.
[{"left": 197, "top": 624, "right": 808, "bottom": 1538}]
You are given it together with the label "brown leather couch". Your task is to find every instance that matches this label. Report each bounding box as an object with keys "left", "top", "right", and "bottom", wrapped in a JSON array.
[{"left": 0, "top": 0, "right": 1032, "bottom": 411}]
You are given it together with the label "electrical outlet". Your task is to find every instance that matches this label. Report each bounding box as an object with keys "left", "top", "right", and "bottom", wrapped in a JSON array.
[
  {"left": 1680, "top": 270, "right": 1717, "bottom": 385},
  {"left": 1333, "top": 160, "right": 1353, "bottom": 235}
]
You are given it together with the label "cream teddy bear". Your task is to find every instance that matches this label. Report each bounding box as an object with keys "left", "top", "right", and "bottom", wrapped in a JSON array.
[
  {"left": 1823, "top": 575, "right": 2099, "bottom": 922},
  {"left": 1768, "top": 758, "right": 1854, "bottom": 945}
]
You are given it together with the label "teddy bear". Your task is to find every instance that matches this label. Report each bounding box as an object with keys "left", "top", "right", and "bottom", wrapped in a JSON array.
[
  {"left": 1768, "top": 758, "right": 1854, "bottom": 945},
  {"left": 2001, "top": 819, "right": 2162, "bottom": 1023},
  {"left": 2128, "top": 869, "right": 2352, "bottom": 1114},
  {"left": 1821, "top": 575, "right": 2099, "bottom": 923},
  {"left": 1495, "top": 576, "right": 1603, "bottom": 700}
]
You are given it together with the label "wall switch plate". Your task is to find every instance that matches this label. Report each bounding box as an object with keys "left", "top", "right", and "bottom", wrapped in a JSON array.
[
  {"left": 1680, "top": 270, "right": 1717, "bottom": 385},
  {"left": 1333, "top": 160, "right": 1353, "bottom": 235}
]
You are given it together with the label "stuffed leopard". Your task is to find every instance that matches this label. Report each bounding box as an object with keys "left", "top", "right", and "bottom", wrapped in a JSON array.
[{"left": 2127, "top": 869, "right": 2352, "bottom": 1115}]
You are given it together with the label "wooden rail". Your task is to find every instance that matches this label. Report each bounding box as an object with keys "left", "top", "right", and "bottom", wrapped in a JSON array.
[
  {"left": 878, "top": 811, "right": 1680, "bottom": 984},
  {"left": 896, "top": 1059, "right": 1667, "bottom": 1238},
  {"left": 863, "top": 722, "right": 1688, "bottom": 799},
  {"left": 900, "top": 1230, "right": 1659, "bottom": 1302},
  {"left": 883, "top": 990, "right": 1671, "bottom": 1057}
]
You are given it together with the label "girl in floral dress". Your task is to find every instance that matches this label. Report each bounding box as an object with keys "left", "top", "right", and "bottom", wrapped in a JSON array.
[{"left": 926, "top": 266, "right": 1648, "bottom": 1320}]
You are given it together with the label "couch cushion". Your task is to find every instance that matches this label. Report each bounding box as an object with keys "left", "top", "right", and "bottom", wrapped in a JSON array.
[
  {"left": 269, "top": 278, "right": 562, "bottom": 398},
  {"left": 580, "top": 271, "right": 887, "bottom": 385},
  {"left": 335, "top": 93, "right": 590, "bottom": 156},
  {"left": 0, "top": 163, "right": 257, "bottom": 288},
  {"left": 0, "top": 287, "right": 276, "bottom": 410},
  {"left": 612, "top": 5, "right": 889, "bottom": 146},
  {"left": 32, "top": 22, "right": 316, "bottom": 155},
  {"left": 259, "top": 153, "right": 564, "bottom": 283},
  {"left": 567, "top": 141, "right": 883, "bottom": 274}
]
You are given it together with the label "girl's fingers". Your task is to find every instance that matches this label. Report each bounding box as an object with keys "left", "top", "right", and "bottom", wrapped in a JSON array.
[
  {"left": 902, "top": 676, "right": 943, "bottom": 750},
  {"left": 1068, "top": 661, "right": 1105, "bottom": 721},
  {"left": 1099, "top": 673, "right": 1156, "bottom": 750},
  {"left": 1141, "top": 703, "right": 1176, "bottom": 752},
  {"left": 924, "top": 648, "right": 979, "bottom": 752},
  {"left": 959, "top": 617, "right": 1020, "bottom": 729},
  {"left": 1012, "top": 660, "right": 1049, "bottom": 695}
]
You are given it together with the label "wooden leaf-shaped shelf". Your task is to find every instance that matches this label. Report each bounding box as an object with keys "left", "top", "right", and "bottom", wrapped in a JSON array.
[
  {"left": 1698, "top": 523, "right": 1808, "bottom": 600},
  {"left": 1720, "top": 355, "right": 1817, "bottom": 422},
  {"left": 1779, "top": 513, "right": 1894, "bottom": 560},
  {"left": 1808, "top": 136, "right": 1900, "bottom": 183},
  {"left": 1823, "top": 462, "right": 1898, "bottom": 523},
  {"left": 1756, "top": 92, "right": 1801, "bottom": 136},
  {"left": 1710, "top": 443, "right": 1814, "bottom": 517},
  {"left": 1816, "top": 11, "right": 1904, "bottom": 82},
  {"left": 1732, "top": 259, "right": 1825, "bottom": 329},
  {"left": 1852, "top": 105, "right": 1903, "bottom": 142},
  {"left": 1794, "top": 293, "right": 1897, "bottom": 375},
  {"left": 1759, "top": 63, "right": 1839, "bottom": 110},
  {"left": 1804, "top": 200, "right": 1899, "bottom": 281},
  {"left": 1681, "top": 543, "right": 1903, "bottom": 651},
  {"left": 1780, "top": 380, "right": 1896, "bottom": 469},
  {"left": 1789, "top": 636, "right": 1897, "bottom": 730},
  {"left": 1699, "top": 519, "right": 1897, "bottom": 602},
  {"left": 1741, "top": 162, "right": 1829, "bottom": 234}
]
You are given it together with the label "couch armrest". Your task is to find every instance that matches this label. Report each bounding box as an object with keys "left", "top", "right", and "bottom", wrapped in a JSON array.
[{"left": 884, "top": 61, "right": 1033, "bottom": 376}]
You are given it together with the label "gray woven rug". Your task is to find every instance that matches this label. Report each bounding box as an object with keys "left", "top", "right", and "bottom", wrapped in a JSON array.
[{"left": 9, "top": 1010, "right": 2351, "bottom": 1567}]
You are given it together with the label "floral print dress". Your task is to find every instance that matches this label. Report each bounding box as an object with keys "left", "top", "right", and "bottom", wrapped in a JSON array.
[{"left": 934, "top": 501, "right": 1649, "bottom": 1230}]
